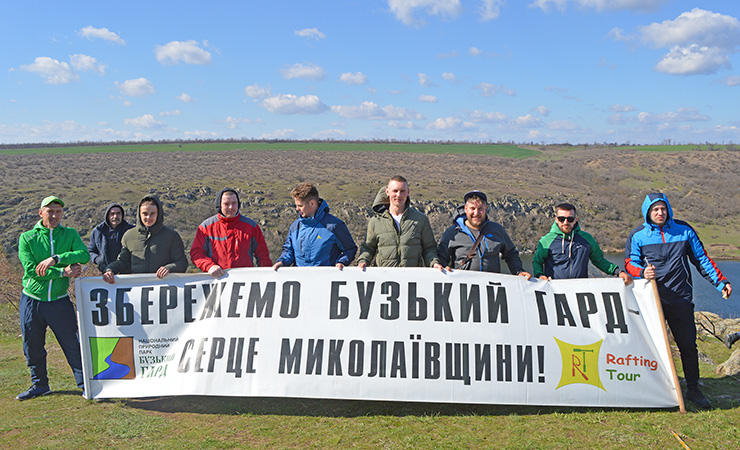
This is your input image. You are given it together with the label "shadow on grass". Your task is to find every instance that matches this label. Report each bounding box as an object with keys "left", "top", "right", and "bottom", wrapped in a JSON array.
[
  {"left": 117, "top": 395, "right": 679, "bottom": 418},
  {"left": 112, "top": 377, "right": 740, "bottom": 417}
]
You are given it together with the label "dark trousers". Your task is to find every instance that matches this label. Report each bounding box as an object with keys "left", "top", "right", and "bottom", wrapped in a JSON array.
[
  {"left": 19, "top": 294, "right": 84, "bottom": 389},
  {"left": 662, "top": 302, "right": 699, "bottom": 390}
]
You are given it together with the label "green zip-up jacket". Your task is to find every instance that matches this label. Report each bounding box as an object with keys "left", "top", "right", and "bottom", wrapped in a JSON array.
[
  {"left": 105, "top": 195, "right": 188, "bottom": 275},
  {"left": 357, "top": 187, "right": 440, "bottom": 267},
  {"left": 19, "top": 221, "right": 90, "bottom": 301},
  {"left": 533, "top": 221, "right": 618, "bottom": 279}
]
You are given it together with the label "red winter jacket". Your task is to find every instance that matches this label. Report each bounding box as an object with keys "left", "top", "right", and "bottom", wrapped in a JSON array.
[{"left": 190, "top": 213, "right": 272, "bottom": 271}]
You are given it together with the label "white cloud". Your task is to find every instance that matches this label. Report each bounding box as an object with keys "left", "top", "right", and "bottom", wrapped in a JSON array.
[
  {"left": 388, "top": 0, "right": 462, "bottom": 27},
  {"left": 70, "top": 54, "right": 106, "bottom": 75},
  {"left": 339, "top": 72, "right": 368, "bottom": 85},
  {"left": 442, "top": 72, "right": 457, "bottom": 82},
  {"left": 224, "top": 116, "right": 260, "bottom": 129},
  {"left": 78, "top": 26, "right": 125, "bottom": 45},
  {"left": 176, "top": 92, "right": 195, "bottom": 103},
  {"left": 721, "top": 76, "right": 740, "bottom": 86},
  {"left": 546, "top": 120, "right": 579, "bottom": 130},
  {"left": 637, "top": 107, "right": 710, "bottom": 124},
  {"left": 116, "top": 78, "right": 155, "bottom": 97},
  {"left": 155, "top": 40, "right": 212, "bottom": 65},
  {"left": 654, "top": 44, "right": 730, "bottom": 75},
  {"left": 640, "top": 9, "right": 740, "bottom": 50},
  {"left": 261, "top": 128, "right": 297, "bottom": 139},
  {"left": 388, "top": 120, "right": 419, "bottom": 129},
  {"left": 469, "top": 46, "right": 483, "bottom": 56},
  {"left": 535, "top": 105, "right": 550, "bottom": 116},
  {"left": 244, "top": 84, "right": 271, "bottom": 99},
  {"left": 262, "top": 94, "right": 328, "bottom": 114},
  {"left": 514, "top": 114, "right": 543, "bottom": 128},
  {"left": 425, "top": 117, "right": 476, "bottom": 131},
  {"left": 313, "top": 129, "right": 347, "bottom": 139},
  {"left": 638, "top": 9, "right": 740, "bottom": 75},
  {"left": 281, "top": 62, "right": 325, "bottom": 80},
  {"left": 124, "top": 114, "right": 165, "bottom": 128},
  {"left": 331, "top": 101, "right": 424, "bottom": 120},
  {"left": 18, "top": 57, "right": 78, "bottom": 84},
  {"left": 609, "top": 104, "right": 636, "bottom": 112},
  {"left": 474, "top": 82, "right": 515, "bottom": 97},
  {"left": 418, "top": 95, "right": 438, "bottom": 103},
  {"left": 469, "top": 110, "right": 508, "bottom": 123},
  {"left": 185, "top": 130, "right": 218, "bottom": 138},
  {"left": 295, "top": 28, "right": 326, "bottom": 40},
  {"left": 479, "top": 0, "right": 503, "bottom": 21},
  {"left": 159, "top": 110, "right": 181, "bottom": 117},
  {"left": 418, "top": 73, "right": 434, "bottom": 87},
  {"left": 530, "top": 0, "right": 667, "bottom": 13}
]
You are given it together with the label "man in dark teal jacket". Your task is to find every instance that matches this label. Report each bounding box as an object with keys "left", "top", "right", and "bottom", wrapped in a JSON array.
[
  {"left": 533, "top": 202, "right": 631, "bottom": 284},
  {"left": 17, "top": 195, "right": 90, "bottom": 400}
]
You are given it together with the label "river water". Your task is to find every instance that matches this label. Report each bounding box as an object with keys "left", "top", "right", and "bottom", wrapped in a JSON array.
[{"left": 515, "top": 253, "right": 740, "bottom": 319}]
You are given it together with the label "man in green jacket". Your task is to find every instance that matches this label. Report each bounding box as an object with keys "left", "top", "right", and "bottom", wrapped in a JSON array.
[
  {"left": 357, "top": 176, "right": 443, "bottom": 270},
  {"left": 17, "top": 196, "right": 90, "bottom": 400},
  {"left": 533, "top": 202, "right": 631, "bottom": 284}
]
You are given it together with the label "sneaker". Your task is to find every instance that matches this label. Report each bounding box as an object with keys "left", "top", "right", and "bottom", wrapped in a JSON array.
[
  {"left": 685, "top": 388, "right": 711, "bottom": 409},
  {"left": 16, "top": 385, "right": 51, "bottom": 401},
  {"left": 725, "top": 332, "right": 739, "bottom": 349}
]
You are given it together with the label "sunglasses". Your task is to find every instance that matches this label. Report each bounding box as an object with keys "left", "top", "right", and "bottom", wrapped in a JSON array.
[{"left": 556, "top": 216, "right": 575, "bottom": 223}]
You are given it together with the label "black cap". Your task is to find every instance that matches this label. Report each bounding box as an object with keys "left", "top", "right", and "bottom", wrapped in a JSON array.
[{"left": 463, "top": 190, "right": 487, "bottom": 203}]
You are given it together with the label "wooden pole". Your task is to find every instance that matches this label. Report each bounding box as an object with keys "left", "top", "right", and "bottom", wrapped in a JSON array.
[{"left": 652, "top": 279, "right": 686, "bottom": 413}]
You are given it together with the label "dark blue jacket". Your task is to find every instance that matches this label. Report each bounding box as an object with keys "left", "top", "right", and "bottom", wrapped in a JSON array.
[
  {"left": 88, "top": 203, "right": 134, "bottom": 272},
  {"left": 625, "top": 193, "right": 728, "bottom": 304},
  {"left": 277, "top": 199, "right": 357, "bottom": 266}
]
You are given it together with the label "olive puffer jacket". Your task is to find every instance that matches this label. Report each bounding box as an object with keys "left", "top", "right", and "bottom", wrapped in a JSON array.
[{"left": 357, "top": 187, "right": 440, "bottom": 267}]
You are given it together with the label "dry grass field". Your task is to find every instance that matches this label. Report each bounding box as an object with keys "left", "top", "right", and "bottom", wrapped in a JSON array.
[{"left": 1, "top": 145, "right": 739, "bottom": 263}]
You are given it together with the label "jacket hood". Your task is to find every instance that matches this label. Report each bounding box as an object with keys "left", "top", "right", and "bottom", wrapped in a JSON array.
[
  {"left": 300, "top": 198, "right": 329, "bottom": 223},
  {"left": 371, "top": 186, "right": 411, "bottom": 214},
  {"left": 216, "top": 188, "right": 241, "bottom": 215},
  {"left": 641, "top": 193, "right": 673, "bottom": 228},
  {"left": 547, "top": 219, "right": 582, "bottom": 237},
  {"left": 136, "top": 195, "right": 164, "bottom": 233},
  {"left": 104, "top": 203, "right": 128, "bottom": 229},
  {"left": 452, "top": 205, "right": 489, "bottom": 229}
]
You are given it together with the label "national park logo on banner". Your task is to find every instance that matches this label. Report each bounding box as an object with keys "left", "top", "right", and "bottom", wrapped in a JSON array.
[
  {"left": 90, "top": 337, "right": 136, "bottom": 380},
  {"left": 554, "top": 338, "right": 605, "bottom": 391}
]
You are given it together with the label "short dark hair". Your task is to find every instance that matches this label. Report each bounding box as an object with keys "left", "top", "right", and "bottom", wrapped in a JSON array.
[
  {"left": 389, "top": 175, "right": 408, "bottom": 184},
  {"left": 555, "top": 202, "right": 576, "bottom": 215},
  {"left": 291, "top": 182, "right": 319, "bottom": 202}
]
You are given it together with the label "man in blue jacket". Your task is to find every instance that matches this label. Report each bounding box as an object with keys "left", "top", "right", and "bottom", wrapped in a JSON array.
[
  {"left": 626, "top": 193, "right": 732, "bottom": 409},
  {"left": 273, "top": 183, "right": 357, "bottom": 269},
  {"left": 88, "top": 203, "right": 134, "bottom": 272}
]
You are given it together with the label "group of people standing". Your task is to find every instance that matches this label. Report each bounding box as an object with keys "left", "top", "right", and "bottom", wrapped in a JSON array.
[{"left": 16, "top": 176, "right": 734, "bottom": 410}]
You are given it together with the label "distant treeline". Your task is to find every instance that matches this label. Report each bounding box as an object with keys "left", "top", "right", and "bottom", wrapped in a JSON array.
[{"left": 2, "top": 138, "right": 738, "bottom": 151}]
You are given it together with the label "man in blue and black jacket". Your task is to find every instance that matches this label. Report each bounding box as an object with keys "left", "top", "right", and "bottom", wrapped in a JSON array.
[
  {"left": 273, "top": 183, "right": 357, "bottom": 269},
  {"left": 533, "top": 202, "right": 632, "bottom": 284},
  {"left": 626, "top": 193, "right": 732, "bottom": 409}
]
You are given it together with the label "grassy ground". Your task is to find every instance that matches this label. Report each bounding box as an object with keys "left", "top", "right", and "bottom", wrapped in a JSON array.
[
  {"left": 0, "top": 142, "right": 539, "bottom": 159},
  {"left": 1, "top": 299, "right": 739, "bottom": 449}
]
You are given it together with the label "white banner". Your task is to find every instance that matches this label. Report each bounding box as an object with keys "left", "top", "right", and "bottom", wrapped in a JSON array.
[{"left": 75, "top": 268, "right": 679, "bottom": 407}]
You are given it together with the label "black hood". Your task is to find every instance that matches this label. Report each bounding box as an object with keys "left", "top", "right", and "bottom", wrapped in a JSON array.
[{"left": 217, "top": 188, "right": 241, "bottom": 215}]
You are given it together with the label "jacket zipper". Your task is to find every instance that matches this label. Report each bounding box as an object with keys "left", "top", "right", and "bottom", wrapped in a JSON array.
[{"left": 48, "top": 227, "right": 55, "bottom": 300}]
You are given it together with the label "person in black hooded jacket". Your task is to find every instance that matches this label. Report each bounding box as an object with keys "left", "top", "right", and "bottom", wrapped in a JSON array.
[
  {"left": 88, "top": 203, "right": 134, "bottom": 272},
  {"left": 103, "top": 195, "right": 188, "bottom": 282}
]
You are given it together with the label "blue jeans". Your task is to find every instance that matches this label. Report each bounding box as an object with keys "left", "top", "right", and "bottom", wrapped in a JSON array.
[{"left": 19, "top": 294, "right": 84, "bottom": 389}]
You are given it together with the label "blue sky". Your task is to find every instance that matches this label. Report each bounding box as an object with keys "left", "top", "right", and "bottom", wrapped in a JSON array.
[{"left": 3, "top": 0, "right": 739, "bottom": 145}]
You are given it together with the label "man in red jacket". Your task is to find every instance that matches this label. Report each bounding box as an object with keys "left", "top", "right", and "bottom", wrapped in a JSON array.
[{"left": 191, "top": 188, "right": 272, "bottom": 277}]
